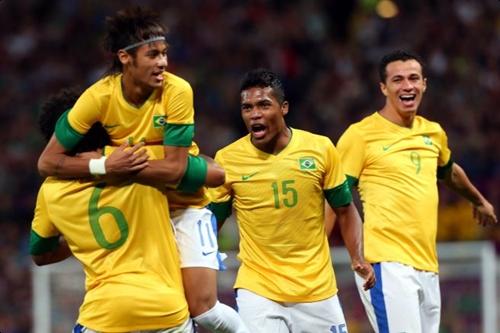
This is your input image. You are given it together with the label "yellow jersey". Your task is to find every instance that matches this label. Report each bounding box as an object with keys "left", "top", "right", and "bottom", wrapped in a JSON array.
[
  {"left": 55, "top": 71, "right": 195, "bottom": 149},
  {"left": 209, "top": 128, "right": 352, "bottom": 302},
  {"left": 104, "top": 144, "right": 210, "bottom": 209},
  {"left": 29, "top": 179, "right": 189, "bottom": 331},
  {"left": 337, "top": 112, "right": 452, "bottom": 272}
]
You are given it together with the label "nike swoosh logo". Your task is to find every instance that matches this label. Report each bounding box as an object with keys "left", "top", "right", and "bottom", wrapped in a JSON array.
[
  {"left": 202, "top": 251, "right": 215, "bottom": 256},
  {"left": 103, "top": 124, "right": 120, "bottom": 129},
  {"left": 382, "top": 143, "right": 396, "bottom": 151},
  {"left": 241, "top": 172, "right": 258, "bottom": 181}
]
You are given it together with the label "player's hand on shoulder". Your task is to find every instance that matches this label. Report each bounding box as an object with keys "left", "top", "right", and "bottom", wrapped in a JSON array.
[
  {"left": 106, "top": 142, "right": 149, "bottom": 175},
  {"left": 473, "top": 199, "right": 497, "bottom": 226},
  {"left": 352, "top": 261, "right": 376, "bottom": 290}
]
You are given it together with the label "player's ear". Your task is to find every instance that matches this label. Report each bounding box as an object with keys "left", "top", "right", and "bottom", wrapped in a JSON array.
[
  {"left": 422, "top": 78, "right": 427, "bottom": 93},
  {"left": 380, "top": 82, "right": 388, "bottom": 97},
  {"left": 281, "top": 101, "right": 289, "bottom": 116},
  {"left": 117, "top": 50, "right": 130, "bottom": 66}
]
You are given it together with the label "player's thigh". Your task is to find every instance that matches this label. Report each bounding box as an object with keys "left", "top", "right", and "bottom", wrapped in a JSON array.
[
  {"left": 355, "top": 262, "right": 422, "bottom": 333},
  {"left": 289, "top": 294, "right": 348, "bottom": 333},
  {"left": 418, "top": 270, "right": 440, "bottom": 333},
  {"left": 170, "top": 207, "right": 224, "bottom": 270},
  {"left": 236, "top": 289, "right": 291, "bottom": 333}
]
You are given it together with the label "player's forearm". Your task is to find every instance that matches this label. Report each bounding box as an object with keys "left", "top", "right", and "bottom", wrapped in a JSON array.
[
  {"left": 335, "top": 203, "right": 365, "bottom": 264},
  {"left": 38, "top": 135, "right": 92, "bottom": 178},
  {"left": 134, "top": 158, "right": 187, "bottom": 185},
  {"left": 443, "top": 163, "right": 486, "bottom": 206},
  {"left": 38, "top": 152, "right": 92, "bottom": 178}
]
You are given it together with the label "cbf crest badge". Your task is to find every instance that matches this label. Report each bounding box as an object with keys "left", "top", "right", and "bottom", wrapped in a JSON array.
[
  {"left": 153, "top": 115, "right": 166, "bottom": 128},
  {"left": 299, "top": 157, "right": 317, "bottom": 171}
]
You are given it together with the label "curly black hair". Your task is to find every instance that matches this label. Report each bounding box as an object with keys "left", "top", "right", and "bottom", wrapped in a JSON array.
[
  {"left": 38, "top": 87, "right": 110, "bottom": 155},
  {"left": 104, "top": 6, "right": 168, "bottom": 74}
]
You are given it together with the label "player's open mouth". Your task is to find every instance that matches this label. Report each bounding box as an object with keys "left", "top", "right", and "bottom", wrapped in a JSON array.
[
  {"left": 250, "top": 124, "right": 267, "bottom": 139},
  {"left": 153, "top": 71, "right": 164, "bottom": 81},
  {"left": 399, "top": 94, "right": 416, "bottom": 107}
]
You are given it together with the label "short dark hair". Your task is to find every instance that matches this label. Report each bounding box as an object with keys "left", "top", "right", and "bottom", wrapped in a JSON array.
[
  {"left": 38, "top": 88, "right": 110, "bottom": 155},
  {"left": 240, "top": 68, "right": 286, "bottom": 104},
  {"left": 104, "top": 6, "right": 168, "bottom": 74},
  {"left": 379, "top": 50, "right": 425, "bottom": 83}
]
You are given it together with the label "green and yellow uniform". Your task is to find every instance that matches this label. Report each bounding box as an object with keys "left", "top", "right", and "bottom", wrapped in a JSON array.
[
  {"left": 106, "top": 144, "right": 209, "bottom": 209},
  {"left": 337, "top": 112, "right": 452, "bottom": 272},
  {"left": 29, "top": 179, "right": 189, "bottom": 332},
  {"left": 55, "top": 72, "right": 194, "bottom": 149},
  {"left": 209, "top": 128, "right": 352, "bottom": 302}
]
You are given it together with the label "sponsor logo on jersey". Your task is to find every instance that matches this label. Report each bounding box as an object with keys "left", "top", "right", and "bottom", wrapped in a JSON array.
[
  {"left": 153, "top": 115, "right": 166, "bottom": 128},
  {"left": 382, "top": 142, "right": 397, "bottom": 151},
  {"left": 242, "top": 172, "right": 258, "bottom": 181},
  {"left": 299, "top": 157, "right": 316, "bottom": 170}
]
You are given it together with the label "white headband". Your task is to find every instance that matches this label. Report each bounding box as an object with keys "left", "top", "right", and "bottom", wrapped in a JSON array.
[{"left": 122, "top": 36, "right": 166, "bottom": 51}]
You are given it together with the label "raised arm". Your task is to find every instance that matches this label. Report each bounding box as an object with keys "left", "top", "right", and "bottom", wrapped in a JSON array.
[
  {"left": 334, "top": 202, "right": 375, "bottom": 290},
  {"left": 441, "top": 162, "right": 497, "bottom": 226}
]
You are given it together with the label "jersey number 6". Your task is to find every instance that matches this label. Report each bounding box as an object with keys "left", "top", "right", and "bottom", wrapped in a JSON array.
[{"left": 89, "top": 185, "right": 129, "bottom": 250}]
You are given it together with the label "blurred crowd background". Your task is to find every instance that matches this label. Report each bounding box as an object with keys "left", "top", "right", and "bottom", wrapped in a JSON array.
[{"left": 0, "top": 0, "right": 498, "bottom": 332}]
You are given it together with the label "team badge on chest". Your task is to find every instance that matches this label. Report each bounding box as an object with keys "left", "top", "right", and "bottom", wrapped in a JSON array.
[
  {"left": 153, "top": 115, "right": 166, "bottom": 128},
  {"left": 299, "top": 157, "right": 316, "bottom": 171}
]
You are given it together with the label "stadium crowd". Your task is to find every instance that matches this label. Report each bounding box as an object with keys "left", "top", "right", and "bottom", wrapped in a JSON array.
[{"left": 0, "top": 0, "right": 498, "bottom": 332}]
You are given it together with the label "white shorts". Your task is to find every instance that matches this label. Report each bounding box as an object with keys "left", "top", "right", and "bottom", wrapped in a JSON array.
[
  {"left": 355, "top": 262, "right": 441, "bottom": 333},
  {"left": 236, "top": 289, "right": 348, "bottom": 333},
  {"left": 170, "top": 207, "right": 225, "bottom": 270},
  {"left": 72, "top": 317, "right": 194, "bottom": 333}
]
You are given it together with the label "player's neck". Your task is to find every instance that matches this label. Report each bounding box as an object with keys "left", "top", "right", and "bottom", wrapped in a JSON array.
[
  {"left": 379, "top": 105, "right": 415, "bottom": 128},
  {"left": 121, "top": 75, "right": 154, "bottom": 107},
  {"left": 253, "top": 126, "right": 291, "bottom": 155}
]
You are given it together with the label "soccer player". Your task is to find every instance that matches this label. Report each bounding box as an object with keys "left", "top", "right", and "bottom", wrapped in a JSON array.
[
  {"left": 209, "top": 69, "right": 375, "bottom": 333},
  {"left": 36, "top": 7, "right": 247, "bottom": 333},
  {"left": 336, "top": 50, "right": 498, "bottom": 333},
  {"left": 31, "top": 88, "right": 194, "bottom": 332}
]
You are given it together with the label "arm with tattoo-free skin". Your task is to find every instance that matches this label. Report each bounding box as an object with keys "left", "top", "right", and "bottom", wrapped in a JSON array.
[
  {"left": 334, "top": 202, "right": 375, "bottom": 290},
  {"left": 37, "top": 135, "right": 149, "bottom": 178},
  {"left": 441, "top": 163, "right": 497, "bottom": 226}
]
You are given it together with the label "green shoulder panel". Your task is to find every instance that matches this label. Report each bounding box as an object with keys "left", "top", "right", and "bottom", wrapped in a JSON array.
[
  {"left": 55, "top": 110, "right": 83, "bottom": 151},
  {"left": 164, "top": 124, "right": 194, "bottom": 147},
  {"left": 29, "top": 230, "right": 59, "bottom": 255},
  {"left": 346, "top": 174, "right": 359, "bottom": 187},
  {"left": 324, "top": 180, "right": 353, "bottom": 208},
  {"left": 437, "top": 158, "right": 453, "bottom": 180}
]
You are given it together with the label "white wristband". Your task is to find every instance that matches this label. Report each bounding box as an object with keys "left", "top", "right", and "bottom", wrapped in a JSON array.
[{"left": 89, "top": 156, "right": 107, "bottom": 175}]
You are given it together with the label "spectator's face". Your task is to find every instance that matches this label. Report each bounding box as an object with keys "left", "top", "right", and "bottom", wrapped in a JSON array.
[
  {"left": 123, "top": 41, "right": 168, "bottom": 89},
  {"left": 241, "top": 86, "right": 288, "bottom": 148},
  {"left": 380, "top": 59, "right": 426, "bottom": 117}
]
